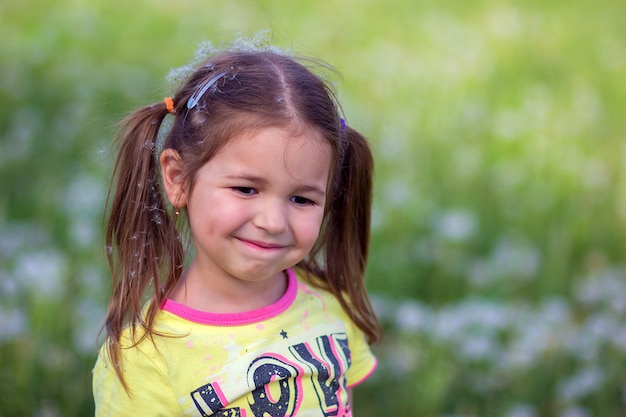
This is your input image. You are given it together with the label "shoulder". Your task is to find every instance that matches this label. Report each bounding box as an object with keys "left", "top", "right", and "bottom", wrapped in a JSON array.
[
  {"left": 291, "top": 267, "right": 332, "bottom": 296},
  {"left": 290, "top": 268, "right": 359, "bottom": 334},
  {"left": 292, "top": 268, "right": 352, "bottom": 310},
  {"left": 93, "top": 324, "right": 180, "bottom": 415},
  {"left": 292, "top": 268, "right": 343, "bottom": 309},
  {"left": 291, "top": 268, "right": 378, "bottom": 387},
  {"left": 94, "top": 325, "right": 165, "bottom": 377},
  {"left": 95, "top": 303, "right": 183, "bottom": 379}
]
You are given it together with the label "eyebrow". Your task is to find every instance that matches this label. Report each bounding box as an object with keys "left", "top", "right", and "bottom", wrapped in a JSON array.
[
  {"left": 225, "top": 174, "right": 326, "bottom": 196},
  {"left": 294, "top": 184, "right": 327, "bottom": 197}
]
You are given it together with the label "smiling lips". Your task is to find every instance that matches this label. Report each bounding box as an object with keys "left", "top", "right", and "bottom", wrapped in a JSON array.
[{"left": 237, "top": 237, "right": 287, "bottom": 250}]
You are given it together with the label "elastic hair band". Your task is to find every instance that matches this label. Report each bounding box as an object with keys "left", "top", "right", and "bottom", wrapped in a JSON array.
[
  {"left": 340, "top": 118, "right": 346, "bottom": 130},
  {"left": 164, "top": 97, "right": 176, "bottom": 114},
  {"left": 187, "top": 71, "right": 228, "bottom": 109}
]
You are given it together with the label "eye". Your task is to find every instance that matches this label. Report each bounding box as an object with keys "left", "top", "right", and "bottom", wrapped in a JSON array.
[
  {"left": 233, "top": 187, "right": 257, "bottom": 195},
  {"left": 290, "top": 196, "right": 315, "bottom": 206}
]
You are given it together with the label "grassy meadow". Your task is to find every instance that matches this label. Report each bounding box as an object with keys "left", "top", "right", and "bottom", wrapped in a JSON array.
[{"left": 1, "top": 0, "right": 626, "bottom": 415}]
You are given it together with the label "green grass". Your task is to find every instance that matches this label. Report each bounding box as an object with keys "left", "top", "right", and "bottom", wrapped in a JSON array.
[{"left": 2, "top": 0, "right": 626, "bottom": 415}]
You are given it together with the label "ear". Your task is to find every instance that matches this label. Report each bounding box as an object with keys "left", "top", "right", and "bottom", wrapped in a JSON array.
[{"left": 160, "top": 148, "right": 187, "bottom": 208}]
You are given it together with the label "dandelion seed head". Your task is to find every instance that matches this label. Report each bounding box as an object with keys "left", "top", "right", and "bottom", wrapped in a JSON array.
[
  {"left": 582, "top": 159, "right": 609, "bottom": 189},
  {"left": 395, "top": 300, "right": 432, "bottom": 333},
  {"left": 1, "top": 277, "right": 18, "bottom": 300},
  {"left": 565, "top": 331, "right": 599, "bottom": 361},
  {"left": 166, "top": 31, "right": 286, "bottom": 89},
  {"left": 484, "top": 5, "right": 523, "bottom": 40},
  {"left": 62, "top": 175, "right": 105, "bottom": 218},
  {"left": 558, "top": 366, "right": 605, "bottom": 401},
  {"left": 69, "top": 217, "right": 97, "bottom": 247},
  {"left": 505, "top": 404, "right": 538, "bottom": 417},
  {"left": 432, "top": 209, "right": 477, "bottom": 242},
  {"left": 382, "top": 178, "right": 412, "bottom": 207},
  {"left": 0, "top": 307, "right": 28, "bottom": 342},
  {"left": 611, "top": 326, "right": 626, "bottom": 352},
  {"left": 583, "top": 312, "right": 619, "bottom": 343},
  {"left": 14, "top": 249, "right": 68, "bottom": 299},
  {"left": 73, "top": 300, "right": 106, "bottom": 353},
  {"left": 369, "top": 295, "right": 391, "bottom": 321},
  {"left": 458, "top": 334, "right": 498, "bottom": 361},
  {"left": 575, "top": 268, "right": 626, "bottom": 310},
  {"left": 469, "top": 237, "right": 540, "bottom": 287}
]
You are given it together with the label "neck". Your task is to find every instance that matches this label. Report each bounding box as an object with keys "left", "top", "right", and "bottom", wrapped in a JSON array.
[{"left": 169, "top": 261, "right": 288, "bottom": 314}]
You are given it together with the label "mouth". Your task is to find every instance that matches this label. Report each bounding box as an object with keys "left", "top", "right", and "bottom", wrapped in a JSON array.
[{"left": 236, "top": 238, "right": 287, "bottom": 250}]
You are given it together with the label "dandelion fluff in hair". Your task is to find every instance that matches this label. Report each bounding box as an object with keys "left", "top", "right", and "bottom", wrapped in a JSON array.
[{"left": 166, "top": 31, "right": 289, "bottom": 87}]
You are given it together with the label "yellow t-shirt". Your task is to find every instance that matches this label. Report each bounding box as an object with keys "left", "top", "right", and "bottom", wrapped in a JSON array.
[{"left": 93, "top": 268, "right": 377, "bottom": 417}]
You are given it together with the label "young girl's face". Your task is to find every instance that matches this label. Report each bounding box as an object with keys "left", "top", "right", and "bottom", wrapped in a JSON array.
[{"left": 165, "top": 126, "right": 331, "bottom": 289}]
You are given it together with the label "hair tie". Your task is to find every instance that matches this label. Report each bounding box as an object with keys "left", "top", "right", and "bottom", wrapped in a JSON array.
[
  {"left": 164, "top": 97, "right": 176, "bottom": 114},
  {"left": 340, "top": 118, "right": 346, "bottom": 130}
]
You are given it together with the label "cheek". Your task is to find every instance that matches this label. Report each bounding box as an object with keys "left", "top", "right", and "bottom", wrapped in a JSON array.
[
  {"left": 188, "top": 192, "right": 244, "bottom": 228},
  {"left": 297, "top": 212, "right": 325, "bottom": 245}
]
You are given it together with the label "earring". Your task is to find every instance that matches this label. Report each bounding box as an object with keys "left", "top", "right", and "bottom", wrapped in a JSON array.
[{"left": 175, "top": 209, "right": 180, "bottom": 217}]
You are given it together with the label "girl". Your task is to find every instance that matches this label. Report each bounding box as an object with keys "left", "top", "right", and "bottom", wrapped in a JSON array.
[{"left": 93, "top": 46, "right": 382, "bottom": 417}]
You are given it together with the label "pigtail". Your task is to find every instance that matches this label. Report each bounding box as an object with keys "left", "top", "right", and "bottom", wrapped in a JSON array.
[
  {"left": 323, "top": 126, "right": 382, "bottom": 344},
  {"left": 103, "top": 101, "right": 184, "bottom": 389}
]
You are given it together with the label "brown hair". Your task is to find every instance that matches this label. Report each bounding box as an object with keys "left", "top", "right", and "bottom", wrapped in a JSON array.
[{"left": 103, "top": 50, "right": 382, "bottom": 387}]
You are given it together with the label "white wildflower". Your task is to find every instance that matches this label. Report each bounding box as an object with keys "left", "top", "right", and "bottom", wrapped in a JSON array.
[
  {"left": 432, "top": 209, "right": 477, "bottom": 242},
  {"left": 0, "top": 307, "right": 28, "bottom": 342},
  {"left": 395, "top": 300, "right": 432, "bottom": 333},
  {"left": 557, "top": 366, "right": 605, "bottom": 401},
  {"left": 559, "top": 406, "right": 591, "bottom": 417},
  {"left": 505, "top": 403, "right": 537, "bottom": 417},
  {"left": 14, "top": 249, "right": 68, "bottom": 299}
]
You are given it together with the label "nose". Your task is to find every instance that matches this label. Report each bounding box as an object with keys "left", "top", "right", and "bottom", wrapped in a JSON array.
[{"left": 252, "top": 198, "right": 287, "bottom": 235}]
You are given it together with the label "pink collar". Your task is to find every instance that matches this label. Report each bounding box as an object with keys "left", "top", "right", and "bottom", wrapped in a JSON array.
[{"left": 160, "top": 268, "right": 297, "bottom": 326}]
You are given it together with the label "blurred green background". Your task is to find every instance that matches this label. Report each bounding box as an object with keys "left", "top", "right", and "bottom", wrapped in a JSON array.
[{"left": 2, "top": 0, "right": 626, "bottom": 416}]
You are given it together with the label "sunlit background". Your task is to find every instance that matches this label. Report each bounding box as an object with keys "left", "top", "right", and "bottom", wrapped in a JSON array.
[{"left": 2, "top": 0, "right": 626, "bottom": 416}]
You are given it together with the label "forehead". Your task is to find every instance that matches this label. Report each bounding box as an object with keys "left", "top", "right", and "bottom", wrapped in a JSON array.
[
  {"left": 228, "top": 124, "right": 328, "bottom": 155},
  {"left": 209, "top": 125, "right": 332, "bottom": 177}
]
